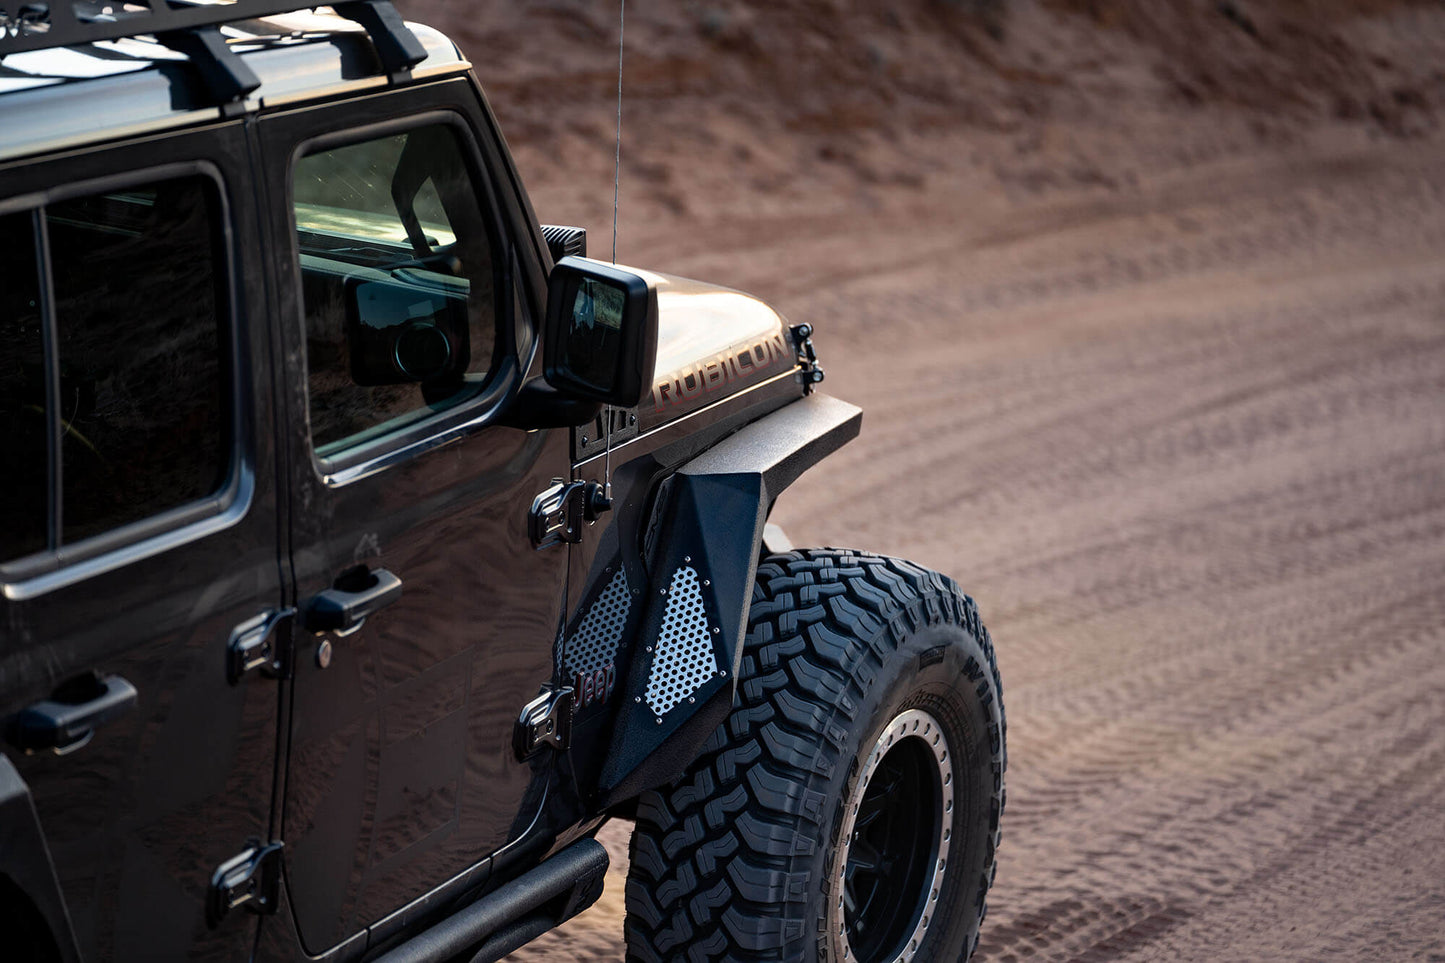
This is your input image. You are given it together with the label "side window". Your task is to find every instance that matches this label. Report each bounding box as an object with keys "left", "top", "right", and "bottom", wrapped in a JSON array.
[
  {"left": 0, "top": 174, "right": 229, "bottom": 567},
  {"left": 0, "top": 213, "right": 48, "bottom": 561},
  {"left": 292, "top": 122, "right": 500, "bottom": 455},
  {"left": 49, "top": 177, "right": 227, "bottom": 543}
]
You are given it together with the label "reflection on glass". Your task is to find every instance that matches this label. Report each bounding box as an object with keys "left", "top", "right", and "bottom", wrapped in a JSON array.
[
  {"left": 566, "top": 278, "right": 624, "bottom": 390},
  {"left": 292, "top": 123, "right": 497, "bottom": 453}
]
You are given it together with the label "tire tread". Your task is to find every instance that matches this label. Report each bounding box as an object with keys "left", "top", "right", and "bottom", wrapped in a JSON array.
[{"left": 625, "top": 548, "right": 1006, "bottom": 962}]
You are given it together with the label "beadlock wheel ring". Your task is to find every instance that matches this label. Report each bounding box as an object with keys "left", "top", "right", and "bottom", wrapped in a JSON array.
[{"left": 832, "top": 708, "right": 955, "bottom": 963}]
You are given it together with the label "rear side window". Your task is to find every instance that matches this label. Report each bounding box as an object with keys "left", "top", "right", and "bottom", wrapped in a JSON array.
[
  {"left": 0, "top": 213, "right": 48, "bottom": 561},
  {"left": 0, "top": 174, "right": 229, "bottom": 568}
]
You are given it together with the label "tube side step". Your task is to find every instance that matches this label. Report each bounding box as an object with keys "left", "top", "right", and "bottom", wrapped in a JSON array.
[{"left": 371, "top": 838, "right": 609, "bottom": 963}]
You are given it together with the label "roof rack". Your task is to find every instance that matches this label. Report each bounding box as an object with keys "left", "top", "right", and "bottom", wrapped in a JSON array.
[{"left": 0, "top": 1, "right": 426, "bottom": 104}]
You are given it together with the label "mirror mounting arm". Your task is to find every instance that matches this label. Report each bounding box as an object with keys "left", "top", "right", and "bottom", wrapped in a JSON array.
[{"left": 497, "top": 379, "right": 602, "bottom": 431}]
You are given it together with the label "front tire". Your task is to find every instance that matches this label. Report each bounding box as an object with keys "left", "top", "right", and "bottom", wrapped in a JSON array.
[{"left": 625, "top": 549, "right": 1006, "bottom": 962}]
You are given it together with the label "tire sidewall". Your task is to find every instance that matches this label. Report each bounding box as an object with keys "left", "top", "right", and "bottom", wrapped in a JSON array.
[{"left": 817, "top": 622, "right": 997, "bottom": 963}]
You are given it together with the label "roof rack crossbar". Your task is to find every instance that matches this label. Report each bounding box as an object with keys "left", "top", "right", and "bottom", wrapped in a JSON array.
[
  {"left": 156, "top": 22, "right": 259, "bottom": 107},
  {"left": 334, "top": 0, "right": 423, "bottom": 79},
  {"left": 0, "top": 1, "right": 428, "bottom": 106},
  {"left": 0, "top": 1, "right": 322, "bottom": 57}
]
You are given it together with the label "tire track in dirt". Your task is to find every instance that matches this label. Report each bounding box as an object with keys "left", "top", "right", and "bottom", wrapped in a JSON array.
[
  {"left": 505, "top": 106, "right": 1445, "bottom": 963},
  {"left": 777, "top": 138, "right": 1445, "bottom": 962}
]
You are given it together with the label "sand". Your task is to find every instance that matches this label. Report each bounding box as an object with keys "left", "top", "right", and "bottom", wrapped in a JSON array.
[{"left": 398, "top": 1, "right": 1445, "bottom": 958}]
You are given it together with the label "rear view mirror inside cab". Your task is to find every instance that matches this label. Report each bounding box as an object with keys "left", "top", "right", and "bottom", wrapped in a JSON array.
[{"left": 544, "top": 256, "right": 658, "bottom": 407}]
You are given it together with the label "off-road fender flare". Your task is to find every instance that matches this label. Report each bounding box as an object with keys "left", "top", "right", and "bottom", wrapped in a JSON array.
[
  {"left": 597, "top": 393, "right": 862, "bottom": 804},
  {"left": 0, "top": 756, "right": 82, "bottom": 963}
]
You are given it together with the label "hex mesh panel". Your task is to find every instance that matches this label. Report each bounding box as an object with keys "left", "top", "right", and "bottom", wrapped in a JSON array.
[
  {"left": 565, "top": 568, "right": 632, "bottom": 679},
  {"left": 644, "top": 565, "right": 718, "bottom": 716}
]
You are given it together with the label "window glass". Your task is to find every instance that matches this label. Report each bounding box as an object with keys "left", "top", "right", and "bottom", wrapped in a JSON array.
[
  {"left": 0, "top": 212, "right": 49, "bottom": 561},
  {"left": 293, "top": 123, "right": 498, "bottom": 454},
  {"left": 48, "top": 176, "right": 227, "bottom": 544}
]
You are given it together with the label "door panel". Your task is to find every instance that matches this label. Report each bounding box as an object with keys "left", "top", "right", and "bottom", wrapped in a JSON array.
[
  {"left": 0, "top": 125, "right": 283, "bottom": 962},
  {"left": 259, "top": 84, "right": 567, "bottom": 953}
]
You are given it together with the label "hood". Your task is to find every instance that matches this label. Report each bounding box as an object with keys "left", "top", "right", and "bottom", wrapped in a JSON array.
[{"left": 636, "top": 270, "right": 798, "bottom": 429}]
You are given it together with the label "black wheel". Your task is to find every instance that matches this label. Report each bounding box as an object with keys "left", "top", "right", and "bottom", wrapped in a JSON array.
[{"left": 625, "top": 549, "right": 1006, "bottom": 963}]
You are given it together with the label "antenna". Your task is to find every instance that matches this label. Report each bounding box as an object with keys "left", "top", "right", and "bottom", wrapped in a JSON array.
[
  {"left": 613, "top": 0, "right": 626, "bottom": 267},
  {"left": 602, "top": 0, "right": 626, "bottom": 503}
]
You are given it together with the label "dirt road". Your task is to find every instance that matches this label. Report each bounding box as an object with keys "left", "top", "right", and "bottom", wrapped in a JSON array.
[
  {"left": 452, "top": 1, "right": 1445, "bottom": 957},
  {"left": 502, "top": 130, "right": 1445, "bottom": 960}
]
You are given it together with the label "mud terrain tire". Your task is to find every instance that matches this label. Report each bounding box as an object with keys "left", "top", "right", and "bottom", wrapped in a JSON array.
[{"left": 624, "top": 549, "right": 1006, "bottom": 962}]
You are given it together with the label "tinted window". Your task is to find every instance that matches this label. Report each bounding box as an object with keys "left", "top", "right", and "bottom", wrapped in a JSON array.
[
  {"left": 0, "top": 212, "right": 49, "bottom": 561},
  {"left": 47, "top": 176, "right": 227, "bottom": 543},
  {"left": 293, "top": 123, "right": 498, "bottom": 454}
]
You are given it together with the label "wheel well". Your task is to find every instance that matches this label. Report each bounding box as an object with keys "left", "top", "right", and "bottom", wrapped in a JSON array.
[{"left": 0, "top": 874, "right": 62, "bottom": 963}]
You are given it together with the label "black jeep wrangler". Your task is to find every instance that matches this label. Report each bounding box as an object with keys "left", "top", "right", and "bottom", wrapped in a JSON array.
[{"left": 0, "top": 4, "right": 1005, "bottom": 961}]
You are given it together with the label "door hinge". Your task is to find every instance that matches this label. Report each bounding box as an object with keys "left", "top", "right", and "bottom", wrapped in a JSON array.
[
  {"left": 514, "top": 685, "right": 573, "bottom": 759},
  {"left": 528, "top": 480, "right": 611, "bottom": 549},
  {"left": 226, "top": 609, "right": 295, "bottom": 685},
  {"left": 789, "top": 322, "right": 826, "bottom": 394},
  {"left": 207, "top": 840, "right": 283, "bottom": 928}
]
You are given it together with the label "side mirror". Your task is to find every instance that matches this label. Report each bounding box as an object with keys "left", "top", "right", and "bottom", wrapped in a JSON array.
[{"left": 544, "top": 256, "right": 658, "bottom": 407}]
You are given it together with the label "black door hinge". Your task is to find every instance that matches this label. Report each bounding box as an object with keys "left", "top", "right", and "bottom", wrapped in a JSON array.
[
  {"left": 514, "top": 685, "right": 573, "bottom": 759},
  {"left": 226, "top": 609, "right": 295, "bottom": 685},
  {"left": 790, "top": 323, "right": 826, "bottom": 394},
  {"left": 528, "top": 480, "right": 611, "bottom": 549},
  {"left": 207, "top": 840, "right": 283, "bottom": 928}
]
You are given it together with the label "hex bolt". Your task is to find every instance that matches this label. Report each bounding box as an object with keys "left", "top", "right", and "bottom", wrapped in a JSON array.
[
  {"left": 713, "top": 627, "right": 721, "bottom": 634},
  {"left": 315, "top": 639, "right": 333, "bottom": 669},
  {"left": 646, "top": 646, "right": 653, "bottom": 652},
  {"left": 703, "top": 579, "right": 711, "bottom": 586},
  {"left": 684, "top": 556, "right": 692, "bottom": 563},
  {"left": 688, "top": 696, "right": 695, "bottom": 704},
  {"left": 655, "top": 718, "right": 663, "bottom": 725},
  {"left": 635, "top": 696, "right": 641, "bottom": 703}
]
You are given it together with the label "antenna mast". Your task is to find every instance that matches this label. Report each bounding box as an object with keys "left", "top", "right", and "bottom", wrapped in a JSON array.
[{"left": 602, "top": 0, "right": 626, "bottom": 501}]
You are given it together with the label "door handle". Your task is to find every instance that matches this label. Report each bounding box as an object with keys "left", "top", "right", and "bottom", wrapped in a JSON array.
[
  {"left": 303, "top": 567, "right": 403, "bottom": 635},
  {"left": 7, "top": 672, "right": 138, "bottom": 755}
]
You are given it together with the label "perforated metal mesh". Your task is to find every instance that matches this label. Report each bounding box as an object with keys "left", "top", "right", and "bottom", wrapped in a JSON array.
[
  {"left": 645, "top": 565, "right": 718, "bottom": 716},
  {"left": 565, "top": 569, "right": 632, "bottom": 679}
]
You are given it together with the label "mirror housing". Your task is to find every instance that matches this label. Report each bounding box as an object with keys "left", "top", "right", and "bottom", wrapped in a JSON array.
[{"left": 544, "top": 256, "right": 658, "bottom": 407}]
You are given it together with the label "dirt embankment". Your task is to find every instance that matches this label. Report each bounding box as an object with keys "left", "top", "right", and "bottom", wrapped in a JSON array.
[
  {"left": 398, "top": 1, "right": 1445, "bottom": 959},
  {"left": 405, "top": 0, "right": 1444, "bottom": 250}
]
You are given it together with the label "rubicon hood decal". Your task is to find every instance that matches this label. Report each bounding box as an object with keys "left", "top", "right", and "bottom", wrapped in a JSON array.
[
  {"left": 649, "top": 330, "right": 791, "bottom": 412},
  {"left": 636, "top": 270, "right": 796, "bottom": 428}
]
